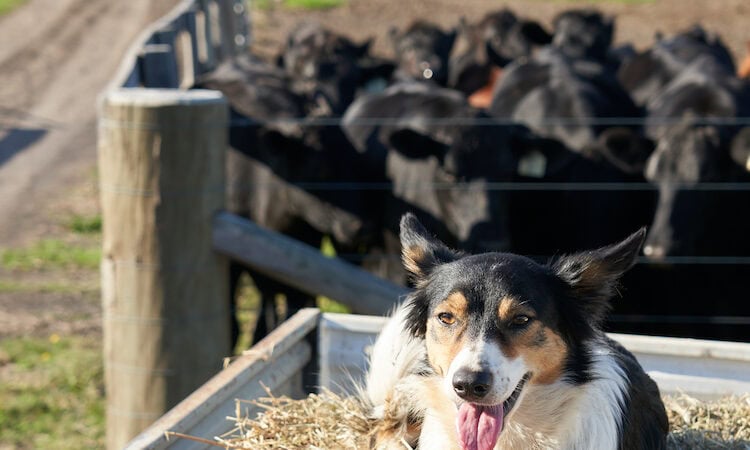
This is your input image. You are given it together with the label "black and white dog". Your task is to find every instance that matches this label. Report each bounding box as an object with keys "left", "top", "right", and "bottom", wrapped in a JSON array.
[{"left": 365, "top": 213, "right": 668, "bottom": 449}]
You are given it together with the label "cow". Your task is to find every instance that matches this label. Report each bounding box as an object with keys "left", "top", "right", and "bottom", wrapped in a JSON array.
[
  {"left": 448, "top": 9, "right": 551, "bottom": 105},
  {"left": 342, "top": 81, "right": 543, "bottom": 284},
  {"left": 197, "top": 55, "right": 375, "bottom": 347},
  {"left": 489, "top": 47, "right": 641, "bottom": 151},
  {"left": 278, "top": 22, "right": 394, "bottom": 114},
  {"left": 389, "top": 21, "right": 456, "bottom": 86},
  {"left": 551, "top": 8, "right": 614, "bottom": 62},
  {"left": 617, "top": 25, "right": 736, "bottom": 108},
  {"left": 507, "top": 127, "right": 656, "bottom": 259},
  {"left": 623, "top": 50, "right": 750, "bottom": 340}
]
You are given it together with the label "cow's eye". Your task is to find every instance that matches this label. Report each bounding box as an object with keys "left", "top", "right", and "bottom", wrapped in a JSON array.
[
  {"left": 510, "top": 315, "right": 531, "bottom": 328},
  {"left": 437, "top": 312, "right": 456, "bottom": 325}
]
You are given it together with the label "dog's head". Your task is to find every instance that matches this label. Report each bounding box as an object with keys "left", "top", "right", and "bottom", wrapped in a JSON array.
[{"left": 398, "top": 213, "right": 644, "bottom": 450}]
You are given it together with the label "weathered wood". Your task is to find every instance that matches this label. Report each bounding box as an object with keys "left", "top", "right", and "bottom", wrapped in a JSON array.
[
  {"left": 98, "top": 88, "right": 230, "bottom": 449},
  {"left": 124, "top": 308, "right": 320, "bottom": 450},
  {"left": 213, "top": 212, "right": 410, "bottom": 315}
]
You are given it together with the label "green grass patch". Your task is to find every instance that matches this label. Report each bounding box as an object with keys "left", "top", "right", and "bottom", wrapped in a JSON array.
[
  {"left": 252, "top": 0, "right": 344, "bottom": 11},
  {"left": 317, "top": 236, "right": 350, "bottom": 313},
  {"left": 0, "top": 335, "right": 104, "bottom": 449},
  {"left": 66, "top": 214, "right": 102, "bottom": 235},
  {"left": 234, "top": 273, "right": 261, "bottom": 354},
  {"left": 1, "top": 239, "right": 100, "bottom": 270},
  {"left": 0, "top": 0, "right": 26, "bottom": 15},
  {"left": 283, "top": 0, "right": 344, "bottom": 9}
]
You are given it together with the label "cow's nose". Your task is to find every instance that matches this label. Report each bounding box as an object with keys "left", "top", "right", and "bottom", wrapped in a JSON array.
[{"left": 452, "top": 369, "right": 492, "bottom": 400}]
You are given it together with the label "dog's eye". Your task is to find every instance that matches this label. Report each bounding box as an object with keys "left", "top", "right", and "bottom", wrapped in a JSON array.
[
  {"left": 437, "top": 312, "right": 456, "bottom": 325},
  {"left": 510, "top": 315, "right": 531, "bottom": 328}
]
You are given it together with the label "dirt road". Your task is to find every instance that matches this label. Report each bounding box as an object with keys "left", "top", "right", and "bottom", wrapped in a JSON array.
[{"left": 0, "top": 0, "right": 180, "bottom": 247}]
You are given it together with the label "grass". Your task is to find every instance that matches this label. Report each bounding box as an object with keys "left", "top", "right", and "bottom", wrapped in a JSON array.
[
  {"left": 1, "top": 239, "right": 100, "bottom": 270},
  {"left": 0, "top": 335, "right": 104, "bottom": 449},
  {"left": 252, "top": 0, "right": 345, "bottom": 11},
  {"left": 0, "top": 0, "right": 25, "bottom": 15},
  {"left": 284, "top": 0, "right": 344, "bottom": 9},
  {"left": 66, "top": 214, "right": 102, "bottom": 235},
  {"left": 317, "top": 236, "right": 350, "bottom": 314}
]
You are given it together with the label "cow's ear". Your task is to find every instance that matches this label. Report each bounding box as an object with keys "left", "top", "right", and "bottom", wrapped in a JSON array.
[
  {"left": 400, "top": 213, "right": 461, "bottom": 283},
  {"left": 730, "top": 127, "right": 750, "bottom": 172},
  {"left": 354, "top": 38, "right": 373, "bottom": 58},
  {"left": 519, "top": 20, "right": 552, "bottom": 46},
  {"left": 552, "top": 228, "right": 645, "bottom": 324}
]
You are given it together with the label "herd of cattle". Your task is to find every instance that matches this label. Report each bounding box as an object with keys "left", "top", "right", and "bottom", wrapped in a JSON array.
[{"left": 194, "top": 8, "right": 750, "bottom": 344}]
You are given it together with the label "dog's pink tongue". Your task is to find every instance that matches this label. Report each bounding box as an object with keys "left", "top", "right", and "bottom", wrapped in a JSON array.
[{"left": 456, "top": 403, "right": 504, "bottom": 450}]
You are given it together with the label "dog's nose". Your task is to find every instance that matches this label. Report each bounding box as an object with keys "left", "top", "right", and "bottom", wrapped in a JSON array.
[{"left": 452, "top": 369, "right": 492, "bottom": 400}]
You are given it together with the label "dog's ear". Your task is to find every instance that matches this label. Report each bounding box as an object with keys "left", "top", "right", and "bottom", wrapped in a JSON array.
[
  {"left": 400, "top": 213, "right": 460, "bottom": 283},
  {"left": 552, "top": 228, "right": 646, "bottom": 324}
]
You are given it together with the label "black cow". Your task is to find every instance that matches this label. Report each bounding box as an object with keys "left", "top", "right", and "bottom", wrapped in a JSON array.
[
  {"left": 448, "top": 9, "right": 551, "bottom": 97},
  {"left": 198, "top": 55, "right": 373, "bottom": 347},
  {"left": 618, "top": 25, "right": 736, "bottom": 108},
  {"left": 279, "top": 22, "right": 394, "bottom": 114},
  {"left": 489, "top": 47, "right": 641, "bottom": 151},
  {"left": 389, "top": 21, "right": 456, "bottom": 86},
  {"left": 342, "top": 82, "right": 541, "bottom": 283},
  {"left": 508, "top": 127, "right": 656, "bottom": 257},
  {"left": 620, "top": 42, "right": 750, "bottom": 340},
  {"left": 551, "top": 9, "right": 614, "bottom": 62}
]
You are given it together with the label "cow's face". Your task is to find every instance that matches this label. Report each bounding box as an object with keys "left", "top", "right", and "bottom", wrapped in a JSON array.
[
  {"left": 643, "top": 126, "right": 724, "bottom": 259},
  {"left": 282, "top": 23, "right": 370, "bottom": 113},
  {"left": 551, "top": 9, "right": 613, "bottom": 61},
  {"left": 391, "top": 21, "right": 455, "bottom": 85}
]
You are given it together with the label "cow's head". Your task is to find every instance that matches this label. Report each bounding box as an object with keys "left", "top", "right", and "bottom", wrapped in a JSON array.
[
  {"left": 551, "top": 9, "right": 613, "bottom": 61},
  {"left": 280, "top": 22, "right": 373, "bottom": 113},
  {"left": 390, "top": 21, "right": 456, "bottom": 86},
  {"left": 643, "top": 124, "right": 726, "bottom": 260}
]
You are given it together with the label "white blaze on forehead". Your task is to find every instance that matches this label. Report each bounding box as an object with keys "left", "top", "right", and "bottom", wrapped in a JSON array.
[{"left": 445, "top": 336, "right": 529, "bottom": 404}]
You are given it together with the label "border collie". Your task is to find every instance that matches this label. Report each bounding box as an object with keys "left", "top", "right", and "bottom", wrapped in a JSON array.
[{"left": 364, "top": 213, "right": 668, "bottom": 450}]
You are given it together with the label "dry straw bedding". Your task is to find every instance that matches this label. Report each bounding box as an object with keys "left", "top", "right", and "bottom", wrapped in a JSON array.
[{"left": 174, "top": 390, "right": 750, "bottom": 449}]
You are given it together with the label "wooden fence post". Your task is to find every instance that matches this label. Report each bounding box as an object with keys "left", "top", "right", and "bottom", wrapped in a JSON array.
[{"left": 97, "top": 88, "right": 230, "bottom": 450}]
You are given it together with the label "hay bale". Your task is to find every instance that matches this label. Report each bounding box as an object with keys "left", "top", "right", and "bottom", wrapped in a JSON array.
[
  {"left": 174, "top": 392, "right": 750, "bottom": 449},
  {"left": 215, "top": 389, "right": 374, "bottom": 449}
]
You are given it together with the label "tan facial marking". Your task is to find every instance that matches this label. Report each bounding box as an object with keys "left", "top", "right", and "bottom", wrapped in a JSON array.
[
  {"left": 497, "top": 296, "right": 568, "bottom": 384},
  {"left": 520, "top": 326, "right": 568, "bottom": 384},
  {"left": 425, "top": 292, "right": 468, "bottom": 376}
]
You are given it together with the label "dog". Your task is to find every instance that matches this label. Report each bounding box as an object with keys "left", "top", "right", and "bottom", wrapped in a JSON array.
[{"left": 364, "top": 213, "right": 668, "bottom": 449}]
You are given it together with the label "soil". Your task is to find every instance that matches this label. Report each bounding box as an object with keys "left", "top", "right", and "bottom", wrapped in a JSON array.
[{"left": 1, "top": 0, "right": 749, "bottom": 339}]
